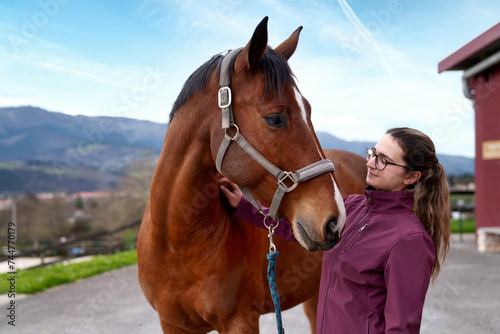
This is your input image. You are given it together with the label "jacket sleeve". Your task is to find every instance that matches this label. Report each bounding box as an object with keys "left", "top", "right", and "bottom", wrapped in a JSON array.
[
  {"left": 383, "top": 232, "right": 435, "bottom": 333},
  {"left": 234, "top": 196, "right": 298, "bottom": 243}
]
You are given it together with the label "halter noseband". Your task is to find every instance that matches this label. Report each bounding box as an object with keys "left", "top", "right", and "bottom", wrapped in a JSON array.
[{"left": 215, "top": 48, "right": 335, "bottom": 222}]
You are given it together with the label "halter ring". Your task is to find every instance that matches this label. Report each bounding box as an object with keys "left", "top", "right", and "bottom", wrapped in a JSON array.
[
  {"left": 224, "top": 124, "right": 240, "bottom": 140},
  {"left": 263, "top": 213, "right": 279, "bottom": 230}
]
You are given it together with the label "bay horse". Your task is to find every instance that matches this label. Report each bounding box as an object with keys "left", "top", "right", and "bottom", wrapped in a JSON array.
[{"left": 138, "top": 17, "right": 366, "bottom": 334}]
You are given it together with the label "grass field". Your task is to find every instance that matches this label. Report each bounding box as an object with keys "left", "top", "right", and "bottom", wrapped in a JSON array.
[
  {"left": 0, "top": 250, "right": 137, "bottom": 295},
  {"left": 450, "top": 219, "right": 475, "bottom": 233}
]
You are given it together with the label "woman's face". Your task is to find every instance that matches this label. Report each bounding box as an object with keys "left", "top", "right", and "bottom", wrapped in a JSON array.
[{"left": 366, "top": 134, "right": 419, "bottom": 191}]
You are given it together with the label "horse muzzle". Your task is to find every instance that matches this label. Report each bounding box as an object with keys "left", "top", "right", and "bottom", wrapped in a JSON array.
[{"left": 294, "top": 215, "right": 343, "bottom": 252}]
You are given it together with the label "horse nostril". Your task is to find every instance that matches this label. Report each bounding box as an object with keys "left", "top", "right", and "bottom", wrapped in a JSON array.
[{"left": 323, "top": 217, "right": 340, "bottom": 247}]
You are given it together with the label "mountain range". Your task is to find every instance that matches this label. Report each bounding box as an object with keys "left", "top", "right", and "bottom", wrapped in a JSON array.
[{"left": 0, "top": 106, "right": 474, "bottom": 193}]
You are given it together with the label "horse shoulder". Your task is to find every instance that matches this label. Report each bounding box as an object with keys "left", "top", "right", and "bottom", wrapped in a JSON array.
[{"left": 324, "top": 148, "right": 367, "bottom": 196}]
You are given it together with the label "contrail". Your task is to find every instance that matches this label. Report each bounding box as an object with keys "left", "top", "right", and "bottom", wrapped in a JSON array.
[{"left": 337, "top": 0, "right": 409, "bottom": 113}]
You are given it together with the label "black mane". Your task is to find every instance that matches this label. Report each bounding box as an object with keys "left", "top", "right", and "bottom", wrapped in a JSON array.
[{"left": 169, "top": 48, "right": 294, "bottom": 123}]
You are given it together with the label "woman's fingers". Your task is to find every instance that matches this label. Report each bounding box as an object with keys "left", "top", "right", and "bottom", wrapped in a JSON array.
[{"left": 219, "top": 177, "right": 242, "bottom": 208}]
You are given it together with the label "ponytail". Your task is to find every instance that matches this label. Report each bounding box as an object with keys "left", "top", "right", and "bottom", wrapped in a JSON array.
[
  {"left": 414, "top": 162, "right": 450, "bottom": 280},
  {"left": 386, "top": 128, "right": 451, "bottom": 281}
]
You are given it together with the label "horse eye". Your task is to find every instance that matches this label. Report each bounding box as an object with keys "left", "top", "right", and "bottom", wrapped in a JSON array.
[{"left": 264, "top": 114, "right": 287, "bottom": 128}]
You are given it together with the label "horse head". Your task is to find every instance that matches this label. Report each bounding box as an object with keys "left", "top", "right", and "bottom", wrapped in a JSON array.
[
  {"left": 210, "top": 17, "right": 346, "bottom": 251},
  {"left": 167, "top": 17, "right": 344, "bottom": 251}
]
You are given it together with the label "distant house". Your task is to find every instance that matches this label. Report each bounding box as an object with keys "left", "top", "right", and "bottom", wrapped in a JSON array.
[
  {"left": 0, "top": 198, "right": 13, "bottom": 211},
  {"left": 68, "top": 191, "right": 112, "bottom": 200}
]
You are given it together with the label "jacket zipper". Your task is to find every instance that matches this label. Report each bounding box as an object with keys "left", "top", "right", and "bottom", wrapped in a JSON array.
[
  {"left": 344, "top": 223, "right": 368, "bottom": 252},
  {"left": 320, "top": 196, "right": 372, "bottom": 334}
]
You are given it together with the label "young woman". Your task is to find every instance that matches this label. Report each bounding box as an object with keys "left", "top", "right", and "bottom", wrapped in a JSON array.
[{"left": 219, "top": 127, "right": 451, "bottom": 333}]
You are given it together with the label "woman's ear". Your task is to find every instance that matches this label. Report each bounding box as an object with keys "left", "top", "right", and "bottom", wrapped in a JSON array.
[{"left": 404, "top": 171, "right": 421, "bottom": 186}]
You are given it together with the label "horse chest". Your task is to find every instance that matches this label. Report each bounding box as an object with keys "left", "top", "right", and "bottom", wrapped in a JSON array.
[{"left": 153, "top": 264, "right": 261, "bottom": 331}]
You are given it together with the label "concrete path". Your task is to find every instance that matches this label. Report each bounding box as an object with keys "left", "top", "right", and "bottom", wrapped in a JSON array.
[
  {"left": 420, "top": 234, "right": 500, "bottom": 334},
  {"left": 1, "top": 233, "right": 499, "bottom": 333}
]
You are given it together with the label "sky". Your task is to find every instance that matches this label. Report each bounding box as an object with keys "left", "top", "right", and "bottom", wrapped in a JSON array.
[{"left": 1, "top": 0, "right": 499, "bottom": 158}]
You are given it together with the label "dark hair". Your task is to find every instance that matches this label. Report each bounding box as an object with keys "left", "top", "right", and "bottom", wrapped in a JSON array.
[
  {"left": 386, "top": 127, "right": 450, "bottom": 281},
  {"left": 169, "top": 48, "right": 294, "bottom": 123}
]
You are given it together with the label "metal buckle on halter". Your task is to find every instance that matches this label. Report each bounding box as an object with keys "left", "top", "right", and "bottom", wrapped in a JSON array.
[
  {"left": 218, "top": 86, "right": 232, "bottom": 109},
  {"left": 277, "top": 171, "right": 299, "bottom": 192}
]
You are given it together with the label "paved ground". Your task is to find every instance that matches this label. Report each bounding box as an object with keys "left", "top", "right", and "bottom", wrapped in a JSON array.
[
  {"left": 420, "top": 234, "right": 500, "bottom": 334},
  {"left": 1, "top": 233, "right": 499, "bottom": 334}
]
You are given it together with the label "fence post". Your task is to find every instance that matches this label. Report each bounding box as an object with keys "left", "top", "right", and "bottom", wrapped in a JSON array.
[{"left": 457, "top": 199, "right": 465, "bottom": 242}]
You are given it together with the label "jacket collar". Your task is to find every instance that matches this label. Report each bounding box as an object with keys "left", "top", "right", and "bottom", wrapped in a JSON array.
[{"left": 363, "top": 186, "right": 415, "bottom": 213}]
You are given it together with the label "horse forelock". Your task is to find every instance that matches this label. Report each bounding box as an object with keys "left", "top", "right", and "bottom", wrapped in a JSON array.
[
  {"left": 260, "top": 48, "right": 295, "bottom": 99},
  {"left": 169, "top": 48, "right": 294, "bottom": 123}
]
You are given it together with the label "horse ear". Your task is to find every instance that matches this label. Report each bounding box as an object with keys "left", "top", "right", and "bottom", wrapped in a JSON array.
[
  {"left": 275, "top": 26, "right": 303, "bottom": 60},
  {"left": 234, "top": 17, "right": 268, "bottom": 72}
]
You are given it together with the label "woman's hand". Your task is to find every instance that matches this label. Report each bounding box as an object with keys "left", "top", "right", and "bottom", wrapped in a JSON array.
[{"left": 219, "top": 177, "right": 242, "bottom": 208}]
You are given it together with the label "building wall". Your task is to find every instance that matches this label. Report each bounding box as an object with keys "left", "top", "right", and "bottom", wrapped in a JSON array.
[{"left": 470, "top": 66, "right": 500, "bottom": 228}]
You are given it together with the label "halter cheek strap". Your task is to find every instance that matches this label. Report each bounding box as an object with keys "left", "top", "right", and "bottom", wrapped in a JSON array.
[{"left": 215, "top": 49, "right": 335, "bottom": 222}]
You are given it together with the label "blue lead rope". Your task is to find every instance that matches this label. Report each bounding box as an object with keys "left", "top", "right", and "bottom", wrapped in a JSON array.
[{"left": 267, "top": 250, "right": 285, "bottom": 334}]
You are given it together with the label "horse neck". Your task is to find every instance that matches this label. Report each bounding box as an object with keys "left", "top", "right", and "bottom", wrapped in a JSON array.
[{"left": 149, "top": 113, "right": 229, "bottom": 248}]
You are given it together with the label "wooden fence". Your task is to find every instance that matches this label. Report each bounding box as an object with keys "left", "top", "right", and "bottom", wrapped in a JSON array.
[{"left": 1, "top": 219, "right": 141, "bottom": 269}]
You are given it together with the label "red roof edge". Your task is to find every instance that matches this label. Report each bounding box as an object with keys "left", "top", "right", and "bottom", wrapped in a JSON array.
[{"left": 438, "top": 22, "right": 500, "bottom": 73}]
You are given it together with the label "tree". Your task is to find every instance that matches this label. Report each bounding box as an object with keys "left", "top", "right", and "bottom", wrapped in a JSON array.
[{"left": 91, "top": 156, "right": 156, "bottom": 237}]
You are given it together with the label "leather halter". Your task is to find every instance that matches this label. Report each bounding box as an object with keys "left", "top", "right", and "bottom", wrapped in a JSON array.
[{"left": 215, "top": 48, "right": 335, "bottom": 222}]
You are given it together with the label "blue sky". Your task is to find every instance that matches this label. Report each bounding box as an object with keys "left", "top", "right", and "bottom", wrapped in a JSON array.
[{"left": 1, "top": 0, "right": 499, "bottom": 158}]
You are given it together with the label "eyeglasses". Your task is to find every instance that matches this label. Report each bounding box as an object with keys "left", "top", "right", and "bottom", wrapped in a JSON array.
[{"left": 365, "top": 147, "right": 408, "bottom": 171}]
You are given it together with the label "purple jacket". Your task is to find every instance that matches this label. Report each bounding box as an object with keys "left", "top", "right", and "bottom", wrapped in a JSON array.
[{"left": 235, "top": 187, "right": 435, "bottom": 334}]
